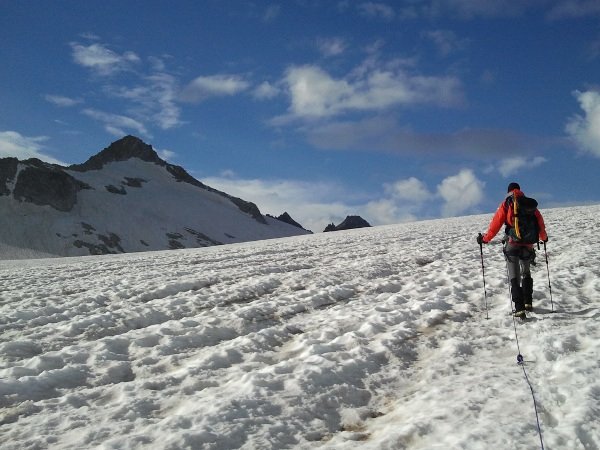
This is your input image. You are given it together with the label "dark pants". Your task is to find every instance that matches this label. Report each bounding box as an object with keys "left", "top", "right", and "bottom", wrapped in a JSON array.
[{"left": 504, "top": 240, "right": 535, "bottom": 310}]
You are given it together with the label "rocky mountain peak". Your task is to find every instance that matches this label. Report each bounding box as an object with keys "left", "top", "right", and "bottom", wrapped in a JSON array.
[
  {"left": 323, "top": 215, "right": 371, "bottom": 232},
  {"left": 266, "top": 212, "right": 310, "bottom": 232},
  {"left": 70, "top": 135, "right": 164, "bottom": 171}
]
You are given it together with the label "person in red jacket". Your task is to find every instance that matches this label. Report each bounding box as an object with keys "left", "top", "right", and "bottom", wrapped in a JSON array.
[{"left": 477, "top": 182, "right": 548, "bottom": 317}]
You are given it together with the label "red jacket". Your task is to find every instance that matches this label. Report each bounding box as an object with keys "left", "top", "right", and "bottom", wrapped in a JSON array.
[{"left": 483, "top": 189, "right": 547, "bottom": 245}]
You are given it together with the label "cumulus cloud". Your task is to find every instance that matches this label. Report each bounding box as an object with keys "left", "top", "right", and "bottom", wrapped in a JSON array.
[
  {"left": 70, "top": 42, "right": 140, "bottom": 76},
  {"left": 382, "top": 171, "right": 484, "bottom": 221},
  {"left": 277, "top": 64, "right": 463, "bottom": 121},
  {"left": 498, "top": 156, "right": 547, "bottom": 177},
  {"left": 44, "top": 94, "right": 83, "bottom": 107},
  {"left": 364, "top": 198, "right": 419, "bottom": 224},
  {"left": 82, "top": 109, "right": 149, "bottom": 137},
  {"left": 384, "top": 177, "right": 433, "bottom": 202},
  {"left": 566, "top": 90, "right": 600, "bottom": 157},
  {"left": 180, "top": 75, "right": 250, "bottom": 103},
  {"left": 437, "top": 169, "right": 484, "bottom": 217},
  {"left": 0, "top": 131, "right": 65, "bottom": 165}
]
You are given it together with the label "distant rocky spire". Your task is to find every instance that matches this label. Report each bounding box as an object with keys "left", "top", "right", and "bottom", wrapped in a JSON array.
[{"left": 323, "top": 215, "right": 371, "bottom": 232}]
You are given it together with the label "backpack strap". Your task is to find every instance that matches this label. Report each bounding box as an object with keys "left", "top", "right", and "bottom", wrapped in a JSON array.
[
  {"left": 503, "top": 190, "right": 521, "bottom": 238},
  {"left": 503, "top": 193, "right": 514, "bottom": 227},
  {"left": 512, "top": 193, "right": 522, "bottom": 239}
]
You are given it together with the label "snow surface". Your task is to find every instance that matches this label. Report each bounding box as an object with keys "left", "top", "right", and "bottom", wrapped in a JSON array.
[{"left": 1, "top": 205, "right": 599, "bottom": 449}]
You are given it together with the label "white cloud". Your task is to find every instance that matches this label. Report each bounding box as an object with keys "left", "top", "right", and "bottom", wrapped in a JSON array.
[
  {"left": 566, "top": 90, "right": 600, "bottom": 157},
  {"left": 82, "top": 109, "right": 149, "bottom": 137},
  {"left": 358, "top": 2, "right": 395, "bottom": 20},
  {"left": 0, "top": 131, "right": 65, "bottom": 165},
  {"left": 384, "top": 177, "right": 433, "bottom": 202},
  {"left": 253, "top": 81, "right": 280, "bottom": 100},
  {"left": 317, "top": 37, "right": 347, "bottom": 57},
  {"left": 180, "top": 75, "right": 250, "bottom": 103},
  {"left": 67, "top": 40, "right": 181, "bottom": 131},
  {"left": 108, "top": 73, "right": 182, "bottom": 129},
  {"left": 156, "top": 148, "right": 176, "bottom": 162},
  {"left": 282, "top": 65, "right": 352, "bottom": 119},
  {"left": 498, "top": 156, "right": 547, "bottom": 177},
  {"left": 437, "top": 169, "right": 484, "bottom": 217},
  {"left": 44, "top": 95, "right": 83, "bottom": 107},
  {"left": 364, "top": 198, "right": 417, "bottom": 224},
  {"left": 278, "top": 64, "right": 462, "bottom": 121},
  {"left": 70, "top": 42, "right": 140, "bottom": 76},
  {"left": 377, "top": 171, "right": 487, "bottom": 222}
]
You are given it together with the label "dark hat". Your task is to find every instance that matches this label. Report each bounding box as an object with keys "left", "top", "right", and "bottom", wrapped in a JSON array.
[{"left": 507, "top": 182, "right": 520, "bottom": 192}]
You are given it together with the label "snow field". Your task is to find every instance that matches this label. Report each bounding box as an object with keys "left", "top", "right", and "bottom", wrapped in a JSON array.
[{"left": 1, "top": 205, "right": 599, "bottom": 449}]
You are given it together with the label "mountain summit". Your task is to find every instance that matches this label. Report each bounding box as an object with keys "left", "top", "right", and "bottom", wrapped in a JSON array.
[
  {"left": 71, "top": 135, "right": 164, "bottom": 171},
  {"left": 0, "top": 136, "right": 310, "bottom": 259}
]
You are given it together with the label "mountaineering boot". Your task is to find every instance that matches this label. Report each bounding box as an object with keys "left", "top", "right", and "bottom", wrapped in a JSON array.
[
  {"left": 522, "top": 276, "right": 533, "bottom": 312},
  {"left": 511, "top": 278, "right": 526, "bottom": 317}
]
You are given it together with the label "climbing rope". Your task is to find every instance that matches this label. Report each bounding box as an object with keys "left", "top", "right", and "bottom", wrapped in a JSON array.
[
  {"left": 517, "top": 356, "right": 545, "bottom": 450},
  {"left": 506, "top": 261, "right": 545, "bottom": 450}
]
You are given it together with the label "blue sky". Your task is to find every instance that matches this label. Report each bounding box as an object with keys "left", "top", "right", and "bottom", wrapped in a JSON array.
[{"left": 1, "top": 1, "right": 600, "bottom": 232}]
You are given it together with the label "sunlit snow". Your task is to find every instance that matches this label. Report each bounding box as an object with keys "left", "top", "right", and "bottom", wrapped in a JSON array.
[{"left": 1, "top": 205, "right": 599, "bottom": 449}]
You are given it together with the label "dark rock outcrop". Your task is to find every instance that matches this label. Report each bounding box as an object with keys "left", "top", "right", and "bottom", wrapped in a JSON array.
[
  {"left": 323, "top": 215, "right": 371, "bottom": 232},
  {"left": 123, "top": 177, "right": 146, "bottom": 187},
  {"left": 324, "top": 223, "right": 337, "bottom": 232},
  {"left": 12, "top": 159, "right": 91, "bottom": 212},
  {"left": 106, "top": 185, "right": 127, "bottom": 195},
  {"left": 73, "top": 234, "right": 123, "bottom": 255},
  {"left": 0, "top": 158, "right": 19, "bottom": 196}
]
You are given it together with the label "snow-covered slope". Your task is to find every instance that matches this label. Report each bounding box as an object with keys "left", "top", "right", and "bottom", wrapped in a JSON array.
[
  {"left": 0, "top": 136, "right": 309, "bottom": 260},
  {"left": 1, "top": 205, "right": 599, "bottom": 449}
]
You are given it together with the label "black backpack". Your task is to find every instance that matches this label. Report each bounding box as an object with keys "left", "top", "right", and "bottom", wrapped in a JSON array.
[{"left": 505, "top": 194, "right": 540, "bottom": 244}]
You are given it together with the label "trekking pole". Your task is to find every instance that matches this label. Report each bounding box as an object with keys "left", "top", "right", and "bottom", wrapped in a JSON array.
[
  {"left": 542, "top": 241, "right": 555, "bottom": 312},
  {"left": 478, "top": 233, "right": 490, "bottom": 320}
]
